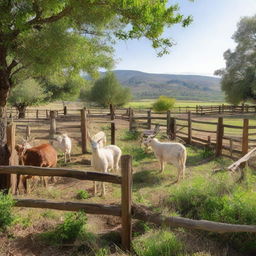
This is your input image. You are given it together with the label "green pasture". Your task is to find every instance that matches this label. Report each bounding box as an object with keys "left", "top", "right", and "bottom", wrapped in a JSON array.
[{"left": 125, "top": 99, "right": 225, "bottom": 109}]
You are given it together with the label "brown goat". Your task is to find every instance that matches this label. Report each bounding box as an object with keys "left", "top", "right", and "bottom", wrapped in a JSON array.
[{"left": 15, "top": 143, "right": 57, "bottom": 193}]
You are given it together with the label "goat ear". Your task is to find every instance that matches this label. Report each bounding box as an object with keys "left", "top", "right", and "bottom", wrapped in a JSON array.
[
  {"left": 96, "top": 137, "right": 103, "bottom": 144},
  {"left": 87, "top": 131, "right": 92, "bottom": 142}
]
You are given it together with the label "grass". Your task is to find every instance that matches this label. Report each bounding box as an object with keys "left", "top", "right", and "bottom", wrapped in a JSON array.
[
  {"left": 133, "top": 230, "right": 184, "bottom": 256},
  {"left": 40, "top": 211, "right": 88, "bottom": 245},
  {"left": 125, "top": 100, "right": 225, "bottom": 109},
  {"left": 76, "top": 189, "right": 90, "bottom": 199},
  {"left": 165, "top": 169, "right": 256, "bottom": 254},
  {"left": 0, "top": 192, "right": 15, "bottom": 231}
]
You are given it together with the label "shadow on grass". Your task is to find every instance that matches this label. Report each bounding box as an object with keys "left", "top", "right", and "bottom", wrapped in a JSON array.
[
  {"left": 132, "top": 170, "right": 166, "bottom": 191},
  {"left": 186, "top": 146, "right": 215, "bottom": 167}
]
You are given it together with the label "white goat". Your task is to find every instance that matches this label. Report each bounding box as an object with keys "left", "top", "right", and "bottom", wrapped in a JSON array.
[
  {"left": 92, "top": 131, "right": 107, "bottom": 148},
  {"left": 89, "top": 134, "right": 122, "bottom": 196},
  {"left": 55, "top": 133, "right": 72, "bottom": 163},
  {"left": 143, "top": 136, "right": 187, "bottom": 182}
]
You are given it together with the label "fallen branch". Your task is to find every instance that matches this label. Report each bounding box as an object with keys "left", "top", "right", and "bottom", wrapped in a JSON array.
[
  {"left": 132, "top": 204, "right": 256, "bottom": 233},
  {"left": 228, "top": 147, "right": 256, "bottom": 172}
]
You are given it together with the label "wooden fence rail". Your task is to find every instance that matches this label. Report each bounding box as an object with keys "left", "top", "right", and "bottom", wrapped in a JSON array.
[{"left": 0, "top": 154, "right": 132, "bottom": 251}]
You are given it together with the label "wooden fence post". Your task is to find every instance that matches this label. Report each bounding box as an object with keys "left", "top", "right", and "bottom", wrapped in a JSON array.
[
  {"left": 64, "top": 106, "right": 67, "bottom": 116},
  {"left": 36, "top": 110, "right": 39, "bottom": 119},
  {"left": 121, "top": 155, "right": 132, "bottom": 251},
  {"left": 215, "top": 117, "right": 223, "bottom": 157},
  {"left": 110, "top": 105, "right": 115, "bottom": 145},
  {"left": 196, "top": 105, "right": 198, "bottom": 114},
  {"left": 26, "top": 125, "right": 31, "bottom": 140},
  {"left": 81, "top": 108, "right": 88, "bottom": 154},
  {"left": 170, "top": 117, "right": 176, "bottom": 139},
  {"left": 49, "top": 111, "right": 57, "bottom": 139},
  {"left": 207, "top": 136, "right": 211, "bottom": 147},
  {"left": 147, "top": 109, "right": 151, "bottom": 130},
  {"left": 46, "top": 110, "right": 49, "bottom": 118},
  {"left": 242, "top": 119, "right": 249, "bottom": 156},
  {"left": 218, "top": 106, "right": 221, "bottom": 114},
  {"left": 129, "top": 109, "right": 134, "bottom": 132},
  {"left": 166, "top": 110, "right": 171, "bottom": 135},
  {"left": 7, "top": 123, "right": 18, "bottom": 194},
  {"left": 230, "top": 139, "right": 233, "bottom": 157},
  {"left": 188, "top": 111, "right": 192, "bottom": 144},
  {"left": 242, "top": 103, "right": 245, "bottom": 113}
]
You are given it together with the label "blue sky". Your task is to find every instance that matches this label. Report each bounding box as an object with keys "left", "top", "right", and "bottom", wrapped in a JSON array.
[{"left": 113, "top": 0, "right": 256, "bottom": 76}]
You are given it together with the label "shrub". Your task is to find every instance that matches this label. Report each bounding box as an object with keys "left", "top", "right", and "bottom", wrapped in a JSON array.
[
  {"left": 0, "top": 192, "right": 15, "bottom": 231},
  {"left": 122, "top": 131, "right": 141, "bottom": 141},
  {"left": 152, "top": 96, "right": 175, "bottom": 112},
  {"left": 133, "top": 230, "right": 184, "bottom": 256},
  {"left": 41, "top": 211, "right": 87, "bottom": 245},
  {"left": 167, "top": 172, "right": 256, "bottom": 254},
  {"left": 76, "top": 190, "right": 90, "bottom": 200}
]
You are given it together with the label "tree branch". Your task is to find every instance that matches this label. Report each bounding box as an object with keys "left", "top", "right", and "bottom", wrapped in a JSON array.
[
  {"left": 27, "top": 5, "right": 72, "bottom": 26},
  {"left": 7, "top": 59, "right": 19, "bottom": 73}
]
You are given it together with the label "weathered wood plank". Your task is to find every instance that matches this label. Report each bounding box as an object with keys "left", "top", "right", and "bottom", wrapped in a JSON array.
[
  {"left": 132, "top": 205, "right": 256, "bottom": 233},
  {"left": 14, "top": 198, "right": 121, "bottom": 216},
  {"left": 0, "top": 166, "right": 122, "bottom": 184}
]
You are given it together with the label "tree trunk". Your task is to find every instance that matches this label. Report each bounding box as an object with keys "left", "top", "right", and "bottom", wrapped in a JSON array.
[
  {"left": 110, "top": 103, "right": 115, "bottom": 118},
  {"left": 17, "top": 106, "right": 26, "bottom": 119},
  {"left": 0, "top": 43, "right": 12, "bottom": 191}
]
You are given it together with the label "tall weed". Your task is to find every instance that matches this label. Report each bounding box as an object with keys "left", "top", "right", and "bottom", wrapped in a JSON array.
[{"left": 0, "top": 192, "right": 14, "bottom": 231}]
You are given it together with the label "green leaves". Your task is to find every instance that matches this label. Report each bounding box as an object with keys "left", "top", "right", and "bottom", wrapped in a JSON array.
[
  {"left": 88, "top": 72, "right": 131, "bottom": 107},
  {"left": 8, "top": 78, "right": 50, "bottom": 108},
  {"left": 216, "top": 15, "right": 256, "bottom": 104}
]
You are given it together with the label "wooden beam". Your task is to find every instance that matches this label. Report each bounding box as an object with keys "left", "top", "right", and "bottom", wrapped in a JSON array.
[
  {"left": 228, "top": 148, "right": 256, "bottom": 172},
  {"left": 81, "top": 108, "right": 88, "bottom": 153},
  {"left": 121, "top": 155, "right": 132, "bottom": 251},
  {"left": 14, "top": 198, "right": 121, "bottom": 216},
  {"left": 188, "top": 111, "right": 192, "bottom": 145},
  {"left": 0, "top": 166, "right": 122, "bottom": 184},
  {"left": 132, "top": 204, "right": 256, "bottom": 233},
  {"left": 215, "top": 117, "right": 223, "bottom": 157}
]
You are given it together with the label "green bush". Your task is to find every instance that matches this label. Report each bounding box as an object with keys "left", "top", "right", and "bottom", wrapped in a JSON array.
[
  {"left": 152, "top": 96, "right": 175, "bottom": 112},
  {"left": 0, "top": 192, "right": 15, "bottom": 231},
  {"left": 167, "top": 172, "right": 256, "bottom": 254},
  {"left": 76, "top": 190, "right": 90, "bottom": 200},
  {"left": 41, "top": 211, "right": 87, "bottom": 245},
  {"left": 122, "top": 130, "right": 141, "bottom": 141},
  {"left": 133, "top": 230, "right": 184, "bottom": 256}
]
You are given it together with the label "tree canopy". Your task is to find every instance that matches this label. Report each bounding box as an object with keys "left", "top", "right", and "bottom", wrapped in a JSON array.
[
  {"left": 0, "top": 1, "right": 192, "bottom": 110},
  {"left": 88, "top": 72, "right": 131, "bottom": 107},
  {"left": 8, "top": 78, "right": 49, "bottom": 118},
  {"left": 215, "top": 15, "right": 256, "bottom": 104}
]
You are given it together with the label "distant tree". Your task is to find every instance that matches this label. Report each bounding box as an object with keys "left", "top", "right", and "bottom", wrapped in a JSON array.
[
  {"left": 152, "top": 96, "right": 176, "bottom": 112},
  {"left": 88, "top": 72, "right": 131, "bottom": 112},
  {"left": 42, "top": 73, "right": 89, "bottom": 106},
  {"left": 8, "top": 79, "right": 49, "bottom": 118},
  {"left": 215, "top": 15, "right": 256, "bottom": 104}
]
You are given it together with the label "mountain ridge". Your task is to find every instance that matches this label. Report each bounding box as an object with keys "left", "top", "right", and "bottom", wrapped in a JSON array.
[{"left": 87, "top": 70, "right": 224, "bottom": 101}]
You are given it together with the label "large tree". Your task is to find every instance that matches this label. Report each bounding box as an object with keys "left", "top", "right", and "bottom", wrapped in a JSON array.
[
  {"left": 215, "top": 15, "right": 256, "bottom": 104},
  {"left": 88, "top": 72, "right": 131, "bottom": 110},
  {"left": 0, "top": 0, "right": 192, "bottom": 118}
]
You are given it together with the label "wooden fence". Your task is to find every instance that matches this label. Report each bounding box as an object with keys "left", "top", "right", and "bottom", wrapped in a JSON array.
[
  {"left": 7, "top": 103, "right": 256, "bottom": 120},
  {"left": 2, "top": 121, "right": 256, "bottom": 251},
  {"left": 0, "top": 154, "right": 133, "bottom": 251},
  {"left": 8, "top": 105, "right": 256, "bottom": 159}
]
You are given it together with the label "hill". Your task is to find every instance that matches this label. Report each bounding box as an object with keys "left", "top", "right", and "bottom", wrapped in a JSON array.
[{"left": 112, "top": 70, "right": 223, "bottom": 101}]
